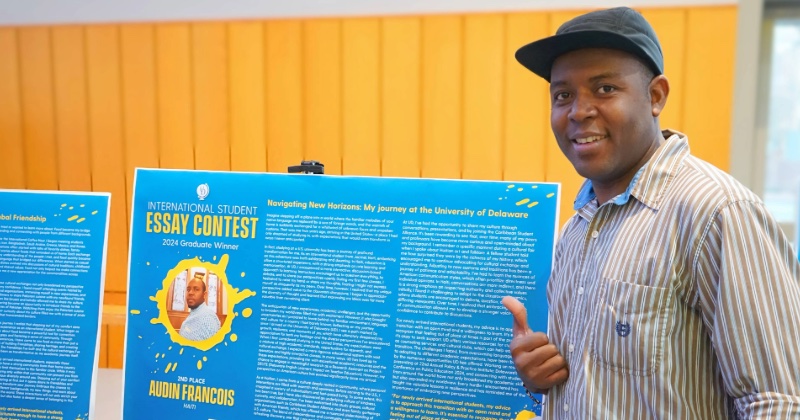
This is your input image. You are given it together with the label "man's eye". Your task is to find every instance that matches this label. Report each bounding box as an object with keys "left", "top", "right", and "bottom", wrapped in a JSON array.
[
  {"left": 598, "top": 85, "right": 615, "bottom": 94},
  {"left": 554, "top": 92, "right": 570, "bottom": 101}
]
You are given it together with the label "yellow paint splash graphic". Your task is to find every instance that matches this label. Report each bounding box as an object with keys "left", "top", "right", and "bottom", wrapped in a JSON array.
[
  {"left": 130, "top": 309, "right": 140, "bottom": 315},
  {"left": 149, "top": 254, "right": 256, "bottom": 351},
  {"left": 230, "top": 334, "right": 238, "bottom": 342},
  {"left": 57, "top": 201, "right": 98, "bottom": 223},
  {"left": 196, "top": 356, "right": 209, "bottom": 370},
  {"left": 515, "top": 410, "right": 537, "bottom": 419},
  {"left": 503, "top": 184, "right": 552, "bottom": 211},
  {"left": 242, "top": 308, "right": 252, "bottom": 318}
]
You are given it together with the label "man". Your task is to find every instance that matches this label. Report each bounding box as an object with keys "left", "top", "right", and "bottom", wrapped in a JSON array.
[
  {"left": 502, "top": 6, "right": 800, "bottom": 418},
  {"left": 179, "top": 273, "right": 221, "bottom": 341}
]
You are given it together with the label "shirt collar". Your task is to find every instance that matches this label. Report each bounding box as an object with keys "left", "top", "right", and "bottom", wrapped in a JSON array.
[{"left": 573, "top": 130, "right": 690, "bottom": 213}]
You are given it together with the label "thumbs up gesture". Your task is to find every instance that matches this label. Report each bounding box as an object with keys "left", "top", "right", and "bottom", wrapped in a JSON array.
[{"left": 502, "top": 296, "right": 569, "bottom": 392}]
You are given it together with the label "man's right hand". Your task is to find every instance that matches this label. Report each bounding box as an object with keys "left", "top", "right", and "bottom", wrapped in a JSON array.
[{"left": 502, "top": 296, "right": 569, "bottom": 392}]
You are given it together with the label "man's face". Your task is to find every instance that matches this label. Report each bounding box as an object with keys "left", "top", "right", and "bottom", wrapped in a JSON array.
[
  {"left": 185, "top": 279, "right": 206, "bottom": 310},
  {"left": 549, "top": 48, "right": 663, "bottom": 195}
]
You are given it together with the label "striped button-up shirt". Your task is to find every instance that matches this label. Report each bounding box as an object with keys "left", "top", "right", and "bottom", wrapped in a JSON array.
[{"left": 542, "top": 131, "right": 800, "bottom": 418}]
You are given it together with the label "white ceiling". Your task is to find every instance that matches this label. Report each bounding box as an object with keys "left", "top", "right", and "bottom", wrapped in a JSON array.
[{"left": 0, "top": 0, "right": 737, "bottom": 27}]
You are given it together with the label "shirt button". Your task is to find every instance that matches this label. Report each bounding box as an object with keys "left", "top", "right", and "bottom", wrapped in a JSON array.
[
  {"left": 568, "top": 343, "right": 575, "bottom": 353},
  {"left": 564, "top": 404, "right": 569, "bottom": 412},
  {"left": 591, "top": 230, "right": 599, "bottom": 239},
  {"left": 578, "top": 286, "right": 584, "bottom": 295}
]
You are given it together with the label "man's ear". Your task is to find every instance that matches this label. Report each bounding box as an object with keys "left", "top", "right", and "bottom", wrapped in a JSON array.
[{"left": 649, "top": 75, "right": 669, "bottom": 117}]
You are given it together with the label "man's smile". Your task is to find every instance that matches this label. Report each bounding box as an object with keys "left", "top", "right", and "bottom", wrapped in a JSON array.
[{"left": 573, "top": 134, "right": 608, "bottom": 144}]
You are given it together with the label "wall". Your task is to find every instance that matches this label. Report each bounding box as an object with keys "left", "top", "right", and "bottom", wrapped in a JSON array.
[{"left": 0, "top": 5, "right": 738, "bottom": 367}]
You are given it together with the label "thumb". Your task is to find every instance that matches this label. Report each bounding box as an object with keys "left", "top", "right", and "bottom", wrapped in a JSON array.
[{"left": 501, "top": 296, "right": 532, "bottom": 337}]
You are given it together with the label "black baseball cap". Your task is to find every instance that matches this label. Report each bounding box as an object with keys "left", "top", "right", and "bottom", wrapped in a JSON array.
[{"left": 515, "top": 7, "right": 664, "bottom": 82}]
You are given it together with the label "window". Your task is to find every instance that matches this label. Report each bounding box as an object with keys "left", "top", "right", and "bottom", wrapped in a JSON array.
[{"left": 761, "top": 6, "right": 800, "bottom": 249}]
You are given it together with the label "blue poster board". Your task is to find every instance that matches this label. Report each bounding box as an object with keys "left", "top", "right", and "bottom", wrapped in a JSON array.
[
  {"left": 0, "top": 189, "right": 111, "bottom": 420},
  {"left": 123, "top": 168, "right": 560, "bottom": 419}
]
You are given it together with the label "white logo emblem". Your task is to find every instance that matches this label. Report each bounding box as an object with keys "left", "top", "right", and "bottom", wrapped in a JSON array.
[{"left": 197, "top": 183, "right": 210, "bottom": 200}]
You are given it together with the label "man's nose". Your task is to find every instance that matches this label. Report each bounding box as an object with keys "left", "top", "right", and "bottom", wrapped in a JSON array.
[{"left": 568, "top": 93, "right": 597, "bottom": 122}]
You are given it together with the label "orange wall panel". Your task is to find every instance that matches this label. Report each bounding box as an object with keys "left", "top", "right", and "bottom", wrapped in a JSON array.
[
  {"left": 304, "top": 20, "right": 343, "bottom": 175},
  {"left": 0, "top": 29, "right": 26, "bottom": 189},
  {"left": 52, "top": 27, "right": 92, "bottom": 192},
  {"left": 342, "top": 18, "right": 381, "bottom": 176},
  {"left": 382, "top": 17, "right": 422, "bottom": 178},
  {"left": 108, "top": 325, "right": 125, "bottom": 369},
  {"left": 98, "top": 325, "right": 108, "bottom": 368},
  {"left": 192, "top": 23, "right": 231, "bottom": 172},
  {"left": 420, "top": 16, "right": 463, "bottom": 180},
  {"left": 228, "top": 22, "right": 267, "bottom": 172},
  {"left": 18, "top": 27, "right": 58, "bottom": 191},
  {"left": 683, "top": 7, "right": 737, "bottom": 172},
  {"left": 121, "top": 25, "right": 160, "bottom": 231},
  {"left": 156, "top": 24, "right": 194, "bottom": 170},
  {"left": 463, "top": 14, "right": 505, "bottom": 181},
  {"left": 86, "top": 26, "right": 129, "bottom": 294},
  {"left": 266, "top": 21, "right": 304, "bottom": 173}
]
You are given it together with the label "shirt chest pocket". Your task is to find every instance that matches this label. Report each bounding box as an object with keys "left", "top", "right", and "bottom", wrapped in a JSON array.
[{"left": 589, "top": 278, "right": 675, "bottom": 376}]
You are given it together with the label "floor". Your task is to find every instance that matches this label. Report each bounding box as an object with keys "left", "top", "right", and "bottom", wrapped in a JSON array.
[{"left": 94, "top": 368, "right": 123, "bottom": 419}]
